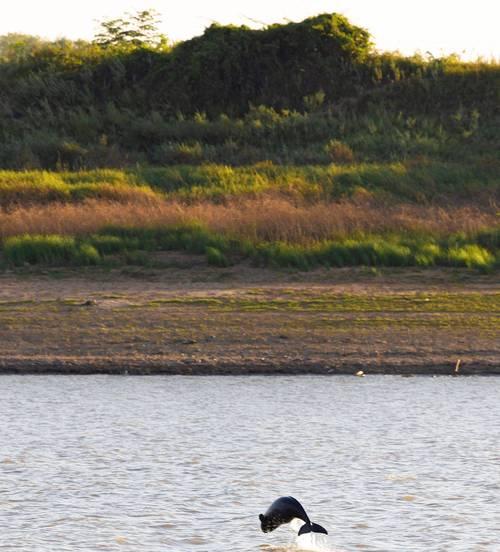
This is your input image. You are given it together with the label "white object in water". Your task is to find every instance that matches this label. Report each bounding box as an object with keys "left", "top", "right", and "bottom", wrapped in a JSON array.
[
  {"left": 296, "top": 530, "right": 331, "bottom": 551},
  {"left": 289, "top": 518, "right": 338, "bottom": 552}
]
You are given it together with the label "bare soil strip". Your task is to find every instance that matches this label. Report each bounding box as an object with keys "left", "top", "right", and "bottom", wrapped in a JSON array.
[{"left": 1, "top": 265, "right": 498, "bottom": 375}]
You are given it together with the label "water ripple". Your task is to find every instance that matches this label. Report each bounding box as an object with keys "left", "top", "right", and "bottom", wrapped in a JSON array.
[{"left": 0, "top": 375, "right": 498, "bottom": 551}]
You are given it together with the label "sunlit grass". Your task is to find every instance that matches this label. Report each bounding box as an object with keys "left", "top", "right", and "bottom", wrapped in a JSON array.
[
  {"left": 3, "top": 234, "right": 100, "bottom": 266},
  {"left": 2, "top": 227, "right": 498, "bottom": 270},
  {"left": 0, "top": 164, "right": 497, "bottom": 270},
  {"left": 0, "top": 170, "right": 158, "bottom": 207},
  {"left": 0, "top": 195, "right": 496, "bottom": 243},
  {"left": 0, "top": 160, "right": 498, "bottom": 206}
]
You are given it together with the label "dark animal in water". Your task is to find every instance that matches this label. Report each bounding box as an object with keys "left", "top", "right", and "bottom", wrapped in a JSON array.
[{"left": 259, "top": 496, "right": 328, "bottom": 536}]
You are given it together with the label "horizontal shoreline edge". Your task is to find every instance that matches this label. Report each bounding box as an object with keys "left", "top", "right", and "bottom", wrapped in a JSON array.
[{"left": 0, "top": 359, "right": 498, "bottom": 376}]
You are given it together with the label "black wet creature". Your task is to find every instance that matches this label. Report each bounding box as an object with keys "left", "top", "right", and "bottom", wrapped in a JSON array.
[{"left": 259, "top": 496, "right": 328, "bottom": 536}]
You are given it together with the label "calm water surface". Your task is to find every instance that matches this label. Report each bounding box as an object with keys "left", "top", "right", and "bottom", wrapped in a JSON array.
[{"left": 0, "top": 376, "right": 498, "bottom": 552}]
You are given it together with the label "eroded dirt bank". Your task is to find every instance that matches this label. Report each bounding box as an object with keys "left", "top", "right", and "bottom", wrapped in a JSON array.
[{"left": 1, "top": 265, "right": 498, "bottom": 375}]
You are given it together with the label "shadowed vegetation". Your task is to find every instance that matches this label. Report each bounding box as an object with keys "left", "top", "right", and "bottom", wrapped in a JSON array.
[
  {"left": 0, "top": 13, "right": 498, "bottom": 270},
  {"left": 0, "top": 13, "right": 498, "bottom": 169}
]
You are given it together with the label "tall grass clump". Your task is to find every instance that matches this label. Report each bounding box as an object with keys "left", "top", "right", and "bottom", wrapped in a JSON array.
[
  {"left": 252, "top": 237, "right": 414, "bottom": 269},
  {"left": 98, "top": 224, "right": 232, "bottom": 255},
  {"left": 206, "top": 246, "right": 230, "bottom": 267},
  {"left": 3, "top": 234, "right": 100, "bottom": 266},
  {"left": 446, "top": 244, "right": 495, "bottom": 269},
  {"left": 414, "top": 243, "right": 442, "bottom": 266},
  {"left": 87, "top": 234, "right": 139, "bottom": 255},
  {"left": 251, "top": 235, "right": 499, "bottom": 270},
  {"left": 253, "top": 242, "right": 312, "bottom": 270},
  {"left": 475, "top": 228, "right": 500, "bottom": 250},
  {"left": 1, "top": 228, "right": 498, "bottom": 269}
]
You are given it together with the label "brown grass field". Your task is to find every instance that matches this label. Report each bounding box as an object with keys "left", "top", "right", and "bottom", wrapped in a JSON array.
[{"left": 0, "top": 196, "right": 497, "bottom": 242}]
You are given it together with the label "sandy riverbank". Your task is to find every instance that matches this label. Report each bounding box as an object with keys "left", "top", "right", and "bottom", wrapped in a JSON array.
[{"left": 1, "top": 263, "right": 498, "bottom": 375}]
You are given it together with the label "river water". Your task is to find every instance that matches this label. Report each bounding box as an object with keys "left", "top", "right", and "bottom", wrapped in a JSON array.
[{"left": 0, "top": 375, "right": 498, "bottom": 552}]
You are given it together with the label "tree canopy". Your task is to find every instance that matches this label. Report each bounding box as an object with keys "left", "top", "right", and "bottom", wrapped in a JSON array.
[
  {"left": 0, "top": 11, "right": 497, "bottom": 168},
  {"left": 94, "top": 10, "right": 167, "bottom": 48}
]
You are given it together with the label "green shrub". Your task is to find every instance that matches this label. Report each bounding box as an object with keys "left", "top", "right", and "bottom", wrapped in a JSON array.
[
  {"left": 325, "top": 140, "right": 355, "bottom": 164},
  {"left": 254, "top": 242, "right": 310, "bottom": 270},
  {"left": 153, "top": 142, "right": 204, "bottom": 164},
  {"left": 87, "top": 234, "right": 135, "bottom": 254},
  {"left": 475, "top": 228, "right": 500, "bottom": 250},
  {"left": 2, "top": 234, "right": 100, "bottom": 266},
  {"left": 74, "top": 243, "right": 100, "bottom": 265},
  {"left": 206, "top": 246, "right": 230, "bottom": 267},
  {"left": 414, "top": 243, "right": 442, "bottom": 266},
  {"left": 2, "top": 227, "right": 497, "bottom": 271},
  {"left": 447, "top": 244, "right": 494, "bottom": 269},
  {"left": 371, "top": 239, "right": 412, "bottom": 266},
  {"left": 98, "top": 224, "right": 231, "bottom": 255}
]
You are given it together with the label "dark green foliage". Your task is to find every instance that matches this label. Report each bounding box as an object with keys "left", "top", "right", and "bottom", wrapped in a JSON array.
[
  {"left": 97, "top": 225, "right": 231, "bottom": 255},
  {"left": 161, "top": 14, "right": 371, "bottom": 115},
  {"left": 0, "top": 14, "right": 498, "bottom": 169},
  {"left": 475, "top": 228, "right": 500, "bottom": 250}
]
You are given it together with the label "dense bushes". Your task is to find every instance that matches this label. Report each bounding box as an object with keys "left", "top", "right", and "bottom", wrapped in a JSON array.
[
  {"left": 0, "top": 13, "right": 497, "bottom": 271},
  {"left": 0, "top": 96, "right": 496, "bottom": 169},
  {"left": 0, "top": 14, "right": 498, "bottom": 169}
]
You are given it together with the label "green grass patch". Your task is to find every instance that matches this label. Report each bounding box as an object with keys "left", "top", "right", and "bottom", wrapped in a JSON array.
[
  {"left": 206, "top": 246, "right": 230, "bottom": 267},
  {"left": 3, "top": 234, "right": 100, "bottom": 266},
  {"left": 0, "top": 160, "right": 498, "bottom": 206},
  {"left": 133, "top": 161, "right": 499, "bottom": 202},
  {"left": 130, "top": 291, "right": 500, "bottom": 315},
  {"left": 1, "top": 225, "right": 498, "bottom": 270},
  {"left": 251, "top": 235, "right": 499, "bottom": 271},
  {"left": 0, "top": 170, "right": 160, "bottom": 207}
]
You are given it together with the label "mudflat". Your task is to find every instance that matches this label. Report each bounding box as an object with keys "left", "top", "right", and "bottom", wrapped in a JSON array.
[{"left": 1, "top": 263, "right": 498, "bottom": 375}]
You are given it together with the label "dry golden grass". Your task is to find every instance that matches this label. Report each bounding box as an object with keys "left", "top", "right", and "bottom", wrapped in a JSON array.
[{"left": 0, "top": 196, "right": 497, "bottom": 243}]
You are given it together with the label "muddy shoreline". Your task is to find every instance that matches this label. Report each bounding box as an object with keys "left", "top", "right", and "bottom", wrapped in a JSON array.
[
  {"left": 1, "top": 265, "right": 498, "bottom": 376},
  {"left": 0, "top": 357, "right": 498, "bottom": 375}
]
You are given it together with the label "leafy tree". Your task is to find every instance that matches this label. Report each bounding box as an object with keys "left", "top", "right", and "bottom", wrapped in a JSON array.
[
  {"left": 0, "top": 34, "right": 42, "bottom": 62},
  {"left": 94, "top": 10, "right": 167, "bottom": 48},
  {"left": 0, "top": 11, "right": 498, "bottom": 169}
]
